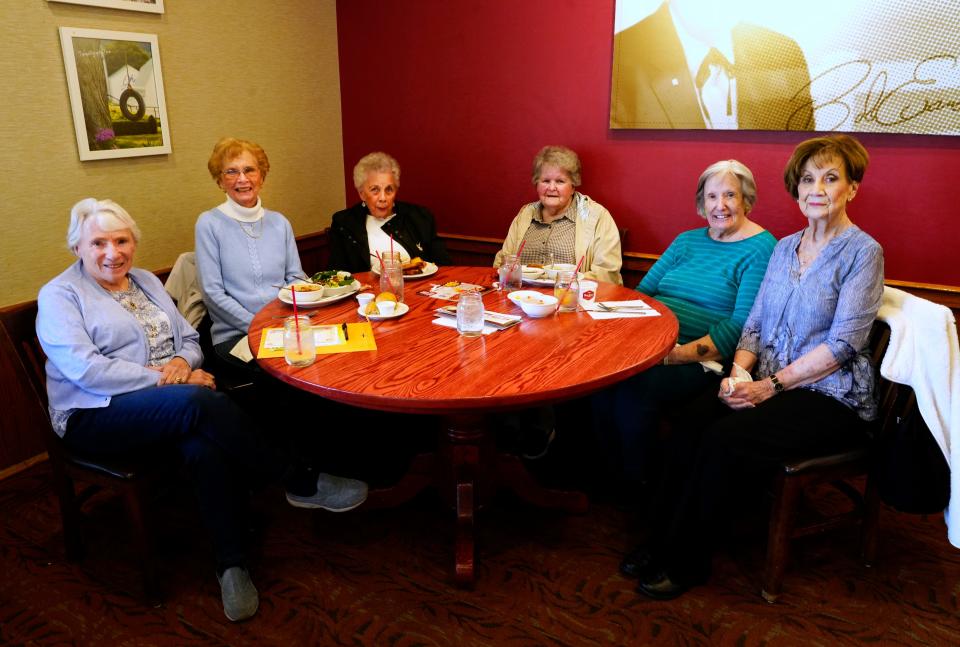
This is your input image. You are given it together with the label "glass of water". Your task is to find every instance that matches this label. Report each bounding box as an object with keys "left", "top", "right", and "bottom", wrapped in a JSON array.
[
  {"left": 498, "top": 253, "right": 522, "bottom": 291},
  {"left": 554, "top": 270, "right": 580, "bottom": 313},
  {"left": 456, "top": 291, "right": 484, "bottom": 337},
  {"left": 379, "top": 258, "right": 405, "bottom": 303},
  {"left": 283, "top": 315, "right": 315, "bottom": 367}
]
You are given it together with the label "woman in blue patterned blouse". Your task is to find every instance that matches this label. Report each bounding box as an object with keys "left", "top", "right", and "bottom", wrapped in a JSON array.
[{"left": 627, "top": 135, "right": 884, "bottom": 601}]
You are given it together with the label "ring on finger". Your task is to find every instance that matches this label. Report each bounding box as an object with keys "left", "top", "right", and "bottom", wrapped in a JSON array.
[{"left": 175, "top": 377, "right": 183, "bottom": 384}]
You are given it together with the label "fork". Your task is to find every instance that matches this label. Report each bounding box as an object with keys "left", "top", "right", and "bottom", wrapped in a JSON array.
[{"left": 596, "top": 302, "right": 650, "bottom": 312}]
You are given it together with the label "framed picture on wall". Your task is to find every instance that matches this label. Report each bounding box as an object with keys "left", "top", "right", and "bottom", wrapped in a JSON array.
[
  {"left": 48, "top": 0, "right": 164, "bottom": 13},
  {"left": 59, "top": 27, "right": 172, "bottom": 161},
  {"left": 610, "top": 0, "right": 960, "bottom": 135}
]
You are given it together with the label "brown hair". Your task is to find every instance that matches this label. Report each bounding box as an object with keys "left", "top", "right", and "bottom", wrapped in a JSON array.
[
  {"left": 207, "top": 137, "right": 270, "bottom": 182},
  {"left": 783, "top": 135, "right": 869, "bottom": 199}
]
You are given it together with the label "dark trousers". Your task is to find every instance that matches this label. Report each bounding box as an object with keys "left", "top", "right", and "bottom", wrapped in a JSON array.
[
  {"left": 593, "top": 363, "right": 721, "bottom": 485},
  {"left": 217, "top": 333, "right": 432, "bottom": 485},
  {"left": 648, "top": 387, "right": 872, "bottom": 584},
  {"left": 64, "top": 385, "right": 288, "bottom": 572}
]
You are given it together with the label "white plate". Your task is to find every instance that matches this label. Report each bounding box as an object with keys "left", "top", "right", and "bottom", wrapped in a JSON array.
[
  {"left": 522, "top": 276, "right": 555, "bottom": 287},
  {"left": 523, "top": 272, "right": 584, "bottom": 287},
  {"left": 278, "top": 280, "right": 360, "bottom": 307},
  {"left": 357, "top": 301, "right": 410, "bottom": 320},
  {"left": 521, "top": 265, "right": 545, "bottom": 279},
  {"left": 372, "top": 262, "right": 439, "bottom": 279}
]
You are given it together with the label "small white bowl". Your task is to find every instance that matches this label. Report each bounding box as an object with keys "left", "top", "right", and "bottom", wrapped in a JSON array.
[
  {"left": 318, "top": 272, "right": 357, "bottom": 296},
  {"left": 543, "top": 263, "right": 577, "bottom": 280},
  {"left": 279, "top": 282, "right": 325, "bottom": 303},
  {"left": 508, "top": 290, "right": 558, "bottom": 318},
  {"left": 521, "top": 265, "right": 545, "bottom": 279}
]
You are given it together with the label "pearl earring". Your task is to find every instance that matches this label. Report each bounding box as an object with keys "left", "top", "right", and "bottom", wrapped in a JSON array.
[{"left": 362, "top": 201, "right": 366, "bottom": 208}]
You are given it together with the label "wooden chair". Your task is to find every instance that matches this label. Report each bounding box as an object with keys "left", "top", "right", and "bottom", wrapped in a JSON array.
[
  {"left": 761, "top": 320, "right": 899, "bottom": 602},
  {"left": 0, "top": 300, "right": 169, "bottom": 603}
]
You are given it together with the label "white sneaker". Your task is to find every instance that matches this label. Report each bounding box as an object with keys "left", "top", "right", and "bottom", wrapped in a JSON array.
[
  {"left": 217, "top": 566, "right": 259, "bottom": 622},
  {"left": 286, "top": 472, "right": 368, "bottom": 512}
]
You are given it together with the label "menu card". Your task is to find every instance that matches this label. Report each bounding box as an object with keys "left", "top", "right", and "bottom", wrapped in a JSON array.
[
  {"left": 256, "top": 322, "right": 377, "bottom": 358},
  {"left": 433, "top": 305, "right": 522, "bottom": 330},
  {"left": 418, "top": 281, "right": 492, "bottom": 301}
]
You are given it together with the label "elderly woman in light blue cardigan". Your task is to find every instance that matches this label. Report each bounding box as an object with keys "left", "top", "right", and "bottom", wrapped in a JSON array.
[
  {"left": 37, "top": 198, "right": 353, "bottom": 621},
  {"left": 195, "top": 137, "right": 369, "bottom": 511},
  {"left": 195, "top": 137, "right": 304, "bottom": 368}
]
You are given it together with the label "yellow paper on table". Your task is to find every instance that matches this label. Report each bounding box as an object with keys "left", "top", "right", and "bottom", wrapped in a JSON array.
[{"left": 257, "top": 323, "right": 376, "bottom": 358}]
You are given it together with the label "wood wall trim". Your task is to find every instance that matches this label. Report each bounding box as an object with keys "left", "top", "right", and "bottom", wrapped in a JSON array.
[
  {"left": 0, "top": 453, "right": 47, "bottom": 481},
  {"left": 438, "top": 232, "right": 960, "bottom": 310}
]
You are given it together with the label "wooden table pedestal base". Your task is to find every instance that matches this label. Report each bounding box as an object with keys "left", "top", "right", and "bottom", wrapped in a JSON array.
[{"left": 365, "top": 413, "right": 588, "bottom": 585}]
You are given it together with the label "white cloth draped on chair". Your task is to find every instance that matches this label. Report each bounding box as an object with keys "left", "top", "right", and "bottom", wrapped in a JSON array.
[{"left": 878, "top": 286, "right": 960, "bottom": 548}]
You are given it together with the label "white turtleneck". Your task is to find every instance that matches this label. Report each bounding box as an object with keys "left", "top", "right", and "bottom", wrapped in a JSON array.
[{"left": 219, "top": 196, "right": 265, "bottom": 223}]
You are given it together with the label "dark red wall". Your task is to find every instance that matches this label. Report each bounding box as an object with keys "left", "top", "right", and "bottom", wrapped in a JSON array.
[{"left": 336, "top": 1, "right": 960, "bottom": 286}]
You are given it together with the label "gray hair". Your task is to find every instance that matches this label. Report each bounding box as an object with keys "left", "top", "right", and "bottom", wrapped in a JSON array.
[
  {"left": 695, "top": 159, "right": 757, "bottom": 217},
  {"left": 532, "top": 145, "right": 582, "bottom": 187},
  {"left": 66, "top": 198, "right": 141, "bottom": 252},
  {"left": 352, "top": 152, "right": 401, "bottom": 190}
]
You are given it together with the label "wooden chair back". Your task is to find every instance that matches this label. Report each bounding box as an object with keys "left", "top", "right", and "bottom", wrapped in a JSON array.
[
  {"left": 0, "top": 299, "right": 163, "bottom": 602},
  {"left": 761, "top": 319, "right": 895, "bottom": 603}
]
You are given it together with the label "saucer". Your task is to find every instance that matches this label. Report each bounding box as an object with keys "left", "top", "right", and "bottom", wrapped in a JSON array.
[{"left": 358, "top": 302, "right": 410, "bottom": 320}]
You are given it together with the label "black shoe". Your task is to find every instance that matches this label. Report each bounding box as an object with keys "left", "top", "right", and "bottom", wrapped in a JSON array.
[
  {"left": 636, "top": 570, "right": 689, "bottom": 601},
  {"left": 619, "top": 546, "right": 656, "bottom": 579}
]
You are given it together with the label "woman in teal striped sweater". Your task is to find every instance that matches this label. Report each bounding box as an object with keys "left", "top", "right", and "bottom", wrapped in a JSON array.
[{"left": 594, "top": 160, "right": 776, "bottom": 503}]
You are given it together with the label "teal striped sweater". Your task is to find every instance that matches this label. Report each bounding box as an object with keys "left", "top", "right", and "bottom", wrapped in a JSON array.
[{"left": 637, "top": 227, "right": 776, "bottom": 358}]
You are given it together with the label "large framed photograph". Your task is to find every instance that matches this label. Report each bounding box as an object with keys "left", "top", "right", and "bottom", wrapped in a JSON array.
[
  {"left": 59, "top": 27, "right": 171, "bottom": 161},
  {"left": 611, "top": 0, "right": 960, "bottom": 134},
  {"left": 48, "top": 0, "right": 164, "bottom": 13}
]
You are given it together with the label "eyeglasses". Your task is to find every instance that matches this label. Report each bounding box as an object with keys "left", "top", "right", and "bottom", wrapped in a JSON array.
[{"left": 221, "top": 166, "right": 259, "bottom": 180}]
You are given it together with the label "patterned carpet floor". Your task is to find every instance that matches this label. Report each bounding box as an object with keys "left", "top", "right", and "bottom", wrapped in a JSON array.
[{"left": 1, "top": 461, "right": 959, "bottom": 646}]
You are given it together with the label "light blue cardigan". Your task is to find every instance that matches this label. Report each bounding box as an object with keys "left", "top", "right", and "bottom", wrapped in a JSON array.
[
  {"left": 195, "top": 207, "right": 304, "bottom": 345},
  {"left": 36, "top": 262, "right": 203, "bottom": 436}
]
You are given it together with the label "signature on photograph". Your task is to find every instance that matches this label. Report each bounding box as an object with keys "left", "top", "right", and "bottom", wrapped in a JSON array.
[{"left": 791, "top": 55, "right": 960, "bottom": 131}]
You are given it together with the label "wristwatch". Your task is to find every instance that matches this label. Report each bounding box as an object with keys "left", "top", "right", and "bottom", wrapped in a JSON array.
[{"left": 768, "top": 374, "right": 784, "bottom": 394}]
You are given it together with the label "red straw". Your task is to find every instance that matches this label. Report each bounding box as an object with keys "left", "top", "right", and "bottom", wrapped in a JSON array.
[
  {"left": 514, "top": 240, "right": 526, "bottom": 269},
  {"left": 555, "top": 255, "right": 586, "bottom": 312},
  {"left": 573, "top": 254, "right": 585, "bottom": 275},
  {"left": 290, "top": 287, "right": 302, "bottom": 352},
  {"left": 390, "top": 234, "right": 394, "bottom": 260}
]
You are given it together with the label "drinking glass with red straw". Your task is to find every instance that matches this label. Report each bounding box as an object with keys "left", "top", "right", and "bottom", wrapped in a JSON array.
[
  {"left": 290, "top": 285, "right": 303, "bottom": 352},
  {"left": 388, "top": 235, "right": 401, "bottom": 294},
  {"left": 555, "top": 254, "right": 585, "bottom": 312},
  {"left": 514, "top": 240, "right": 526, "bottom": 271}
]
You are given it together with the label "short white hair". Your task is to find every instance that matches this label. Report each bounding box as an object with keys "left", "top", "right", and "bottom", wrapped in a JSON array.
[
  {"left": 67, "top": 198, "right": 141, "bottom": 252},
  {"left": 695, "top": 160, "right": 757, "bottom": 217},
  {"left": 353, "top": 152, "right": 401, "bottom": 191}
]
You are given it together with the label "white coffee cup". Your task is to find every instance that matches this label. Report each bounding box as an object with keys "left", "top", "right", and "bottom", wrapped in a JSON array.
[
  {"left": 357, "top": 293, "right": 374, "bottom": 309},
  {"left": 578, "top": 279, "right": 598, "bottom": 309}
]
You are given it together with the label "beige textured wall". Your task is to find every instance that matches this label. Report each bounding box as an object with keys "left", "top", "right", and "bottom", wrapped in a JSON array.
[{"left": 0, "top": 1, "right": 344, "bottom": 306}]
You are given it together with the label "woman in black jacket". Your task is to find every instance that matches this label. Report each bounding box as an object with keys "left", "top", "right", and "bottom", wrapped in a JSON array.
[{"left": 328, "top": 152, "right": 450, "bottom": 272}]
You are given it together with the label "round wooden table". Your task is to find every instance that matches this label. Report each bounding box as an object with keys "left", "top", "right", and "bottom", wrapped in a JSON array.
[{"left": 250, "top": 266, "right": 678, "bottom": 584}]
